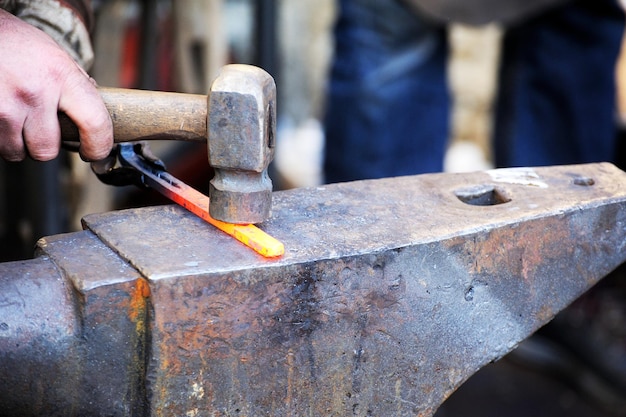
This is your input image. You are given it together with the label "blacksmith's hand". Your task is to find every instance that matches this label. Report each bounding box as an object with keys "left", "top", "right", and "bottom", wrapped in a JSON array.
[{"left": 0, "top": 9, "right": 113, "bottom": 162}]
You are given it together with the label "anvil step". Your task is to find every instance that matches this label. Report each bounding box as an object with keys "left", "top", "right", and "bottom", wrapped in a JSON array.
[{"left": 1, "top": 162, "right": 625, "bottom": 416}]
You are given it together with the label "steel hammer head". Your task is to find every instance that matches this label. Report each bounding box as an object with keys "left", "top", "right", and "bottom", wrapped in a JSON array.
[{"left": 208, "top": 64, "right": 276, "bottom": 224}]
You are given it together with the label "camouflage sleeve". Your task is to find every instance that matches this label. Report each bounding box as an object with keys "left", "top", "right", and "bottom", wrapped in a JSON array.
[{"left": 0, "top": 0, "right": 95, "bottom": 70}]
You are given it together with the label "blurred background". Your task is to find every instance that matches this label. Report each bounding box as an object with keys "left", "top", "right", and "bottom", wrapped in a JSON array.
[
  {"left": 4, "top": 0, "right": 626, "bottom": 260},
  {"left": 0, "top": 1, "right": 625, "bottom": 415}
]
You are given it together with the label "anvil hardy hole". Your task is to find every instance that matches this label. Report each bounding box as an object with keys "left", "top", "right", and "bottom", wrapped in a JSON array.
[
  {"left": 455, "top": 184, "right": 511, "bottom": 206},
  {"left": 573, "top": 176, "right": 595, "bottom": 186}
]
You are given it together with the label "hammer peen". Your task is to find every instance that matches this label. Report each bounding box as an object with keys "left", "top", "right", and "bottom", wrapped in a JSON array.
[{"left": 60, "top": 64, "right": 277, "bottom": 225}]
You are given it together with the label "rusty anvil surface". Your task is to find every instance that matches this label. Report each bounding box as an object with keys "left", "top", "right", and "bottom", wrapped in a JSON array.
[{"left": 1, "top": 163, "right": 626, "bottom": 416}]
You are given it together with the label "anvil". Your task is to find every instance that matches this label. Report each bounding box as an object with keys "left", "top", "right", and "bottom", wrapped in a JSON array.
[{"left": 0, "top": 163, "right": 625, "bottom": 416}]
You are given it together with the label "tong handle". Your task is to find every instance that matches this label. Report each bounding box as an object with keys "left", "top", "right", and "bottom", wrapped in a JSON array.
[{"left": 59, "top": 87, "right": 208, "bottom": 143}]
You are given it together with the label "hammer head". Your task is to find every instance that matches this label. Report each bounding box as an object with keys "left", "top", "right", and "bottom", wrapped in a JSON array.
[{"left": 207, "top": 64, "right": 276, "bottom": 224}]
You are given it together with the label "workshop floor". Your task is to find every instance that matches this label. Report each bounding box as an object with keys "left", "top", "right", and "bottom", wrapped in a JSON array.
[{"left": 434, "top": 357, "right": 619, "bottom": 417}]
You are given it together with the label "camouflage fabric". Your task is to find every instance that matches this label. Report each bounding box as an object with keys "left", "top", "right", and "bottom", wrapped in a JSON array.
[{"left": 0, "top": 0, "right": 94, "bottom": 69}]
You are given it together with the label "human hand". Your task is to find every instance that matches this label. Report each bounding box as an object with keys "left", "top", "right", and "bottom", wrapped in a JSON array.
[{"left": 0, "top": 9, "right": 113, "bottom": 162}]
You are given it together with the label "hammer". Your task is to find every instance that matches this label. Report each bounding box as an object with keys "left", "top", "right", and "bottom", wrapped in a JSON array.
[{"left": 61, "top": 64, "right": 276, "bottom": 225}]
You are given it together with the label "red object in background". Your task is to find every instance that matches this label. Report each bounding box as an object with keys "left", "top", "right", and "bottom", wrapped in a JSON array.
[
  {"left": 118, "top": 11, "right": 175, "bottom": 91},
  {"left": 119, "top": 19, "right": 140, "bottom": 88}
]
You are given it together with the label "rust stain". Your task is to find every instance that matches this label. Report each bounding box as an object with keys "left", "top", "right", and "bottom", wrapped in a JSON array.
[
  {"left": 449, "top": 217, "right": 572, "bottom": 282},
  {"left": 129, "top": 278, "right": 150, "bottom": 322},
  {"left": 126, "top": 277, "right": 151, "bottom": 416}
]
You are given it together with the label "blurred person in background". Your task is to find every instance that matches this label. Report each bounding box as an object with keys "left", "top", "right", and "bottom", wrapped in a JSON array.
[{"left": 323, "top": 0, "right": 625, "bottom": 183}]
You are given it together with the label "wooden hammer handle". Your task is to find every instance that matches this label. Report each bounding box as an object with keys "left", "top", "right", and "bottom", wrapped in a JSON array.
[{"left": 60, "top": 87, "right": 208, "bottom": 143}]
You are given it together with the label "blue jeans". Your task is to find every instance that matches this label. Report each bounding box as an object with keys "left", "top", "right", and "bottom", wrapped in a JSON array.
[
  {"left": 323, "top": 0, "right": 449, "bottom": 182},
  {"left": 495, "top": 0, "right": 625, "bottom": 167},
  {"left": 323, "top": 0, "right": 625, "bottom": 183}
]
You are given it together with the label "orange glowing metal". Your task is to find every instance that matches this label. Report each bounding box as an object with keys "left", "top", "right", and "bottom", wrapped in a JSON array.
[
  {"left": 168, "top": 185, "right": 284, "bottom": 258},
  {"left": 119, "top": 144, "right": 284, "bottom": 258}
]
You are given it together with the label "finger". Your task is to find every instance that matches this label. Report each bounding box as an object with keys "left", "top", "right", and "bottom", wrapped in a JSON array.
[
  {"left": 22, "top": 102, "right": 61, "bottom": 161},
  {"left": 0, "top": 112, "right": 27, "bottom": 161},
  {"left": 58, "top": 74, "right": 113, "bottom": 161}
]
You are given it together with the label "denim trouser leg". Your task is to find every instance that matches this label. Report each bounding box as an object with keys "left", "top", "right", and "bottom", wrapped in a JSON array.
[
  {"left": 323, "top": 0, "right": 449, "bottom": 183},
  {"left": 494, "top": 0, "right": 626, "bottom": 167}
]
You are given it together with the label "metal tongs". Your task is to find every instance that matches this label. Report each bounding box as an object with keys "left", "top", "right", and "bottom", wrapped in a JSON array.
[{"left": 82, "top": 142, "right": 284, "bottom": 258}]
